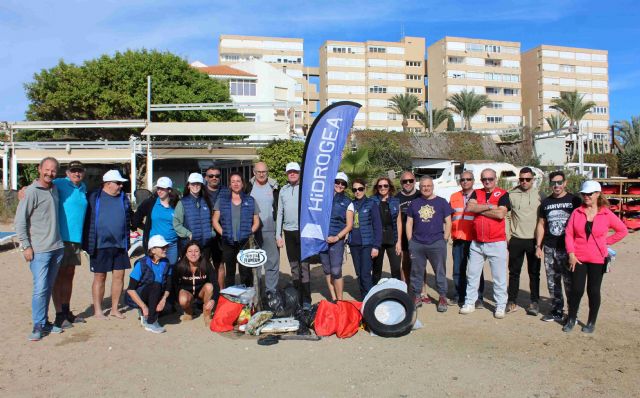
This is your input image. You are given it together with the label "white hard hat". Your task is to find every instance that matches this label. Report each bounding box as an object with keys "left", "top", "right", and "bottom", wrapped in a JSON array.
[
  {"left": 187, "top": 173, "right": 204, "bottom": 184},
  {"left": 102, "top": 170, "right": 127, "bottom": 182},
  {"left": 335, "top": 172, "right": 349, "bottom": 183},
  {"left": 580, "top": 180, "right": 602, "bottom": 194},
  {"left": 285, "top": 162, "right": 301, "bottom": 172},
  {"left": 155, "top": 176, "right": 173, "bottom": 189},
  {"left": 147, "top": 235, "right": 170, "bottom": 249}
]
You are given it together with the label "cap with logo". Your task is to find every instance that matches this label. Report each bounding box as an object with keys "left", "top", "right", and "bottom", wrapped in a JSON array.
[
  {"left": 102, "top": 170, "right": 128, "bottom": 182},
  {"left": 285, "top": 162, "right": 301, "bottom": 172},
  {"left": 187, "top": 173, "right": 204, "bottom": 185},
  {"left": 335, "top": 172, "right": 349, "bottom": 183},
  {"left": 580, "top": 180, "right": 602, "bottom": 194},
  {"left": 68, "top": 161, "right": 85, "bottom": 171},
  {"left": 147, "top": 235, "right": 170, "bottom": 249},
  {"left": 155, "top": 177, "right": 173, "bottom": 189}
]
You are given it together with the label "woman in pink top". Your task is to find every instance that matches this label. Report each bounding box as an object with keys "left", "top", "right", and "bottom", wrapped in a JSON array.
[{"left": 563, "top": 180, "right": 627, "bottom": 333}]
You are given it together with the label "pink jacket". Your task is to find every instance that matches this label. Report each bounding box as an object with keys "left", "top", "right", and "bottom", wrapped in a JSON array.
[{"left": 565, "top": 206, "right": 628, "bottom": 264}]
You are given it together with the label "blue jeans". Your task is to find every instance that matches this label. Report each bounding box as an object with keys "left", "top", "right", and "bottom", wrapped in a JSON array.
[
  {"left": 30, "top": 248, "right": 64, "bottom": 327},
  {"left": 452, "top": 239, "right": 484, "bottom": 303},
  {"left": 166, "top": 241, "right": 178, "bottom": 266},
  {"left": 350, "top": 245, "right": 373, "bottom": 298},
  {"left": 409, "top": 239, "right": 447, "bottom": 298}
]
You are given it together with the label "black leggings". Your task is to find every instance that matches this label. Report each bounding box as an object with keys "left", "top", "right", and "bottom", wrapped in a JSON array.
[
  {"left": 222, "top": 241, "right": 253, "bottom": 288},
  {"left": 139, "top": 282, "right": 163, "bottom": 324},
  {"left": 568, "top": 262, "right": 605, "bottom": 324},
  {"left": 372, "top": 243, "right": 401, "bottom": 285}
]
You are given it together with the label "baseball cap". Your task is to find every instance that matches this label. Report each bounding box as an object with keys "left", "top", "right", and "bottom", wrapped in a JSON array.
[
  {"left": 580, "top": 180, "right": 602, "bottom": 194},
  {"left": 155, "top": 177, "right": 173, "bottom": 189},
  {"left": 147, "top": 235, "right": 169, "bottom": 249},
  {"left": 335, "top": 172, "right": 349, "bottom": 183},
  {"left": 67, "top": 161, "right": 85, "bottom": 171},
  {"left": 102, "top": 170, "right": 128, "bottom": 182},
  {"left": 286, "top": 162, "right": 301, "bottom": 172},
  {"left": 187, "top": 173, "right": 204, "bottom": 184}
]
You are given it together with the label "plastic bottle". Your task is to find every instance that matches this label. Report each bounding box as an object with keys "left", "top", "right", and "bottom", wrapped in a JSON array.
[{"left": 607, "top": 247, "right": 616, "bottom": 263}]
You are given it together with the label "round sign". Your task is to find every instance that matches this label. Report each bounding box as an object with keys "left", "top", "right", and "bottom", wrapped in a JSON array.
[{"left": 237, "top": 249, "right": 267, "bottom": 268}]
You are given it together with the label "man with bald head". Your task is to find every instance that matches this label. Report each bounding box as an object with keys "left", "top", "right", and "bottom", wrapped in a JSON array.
[
  {"left": 459, "top": 168, "right": 511, "bottom": 319},
  {"left": 247, "top": 162, "right": 280, "bottom": 295}
]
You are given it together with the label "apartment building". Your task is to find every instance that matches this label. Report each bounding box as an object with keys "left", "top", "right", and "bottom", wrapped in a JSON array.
[
  {"left": 218, "top": 34, "right": 319, "bottom": 132},
  {"left": 319, "top": 36, "right": 426, "bottom": 132},
  {"left": 521, "top": 45, "right": 609, "bottom": 132},
  {"left": 427, "top": 37, "right": 522, "bottom": 132}
]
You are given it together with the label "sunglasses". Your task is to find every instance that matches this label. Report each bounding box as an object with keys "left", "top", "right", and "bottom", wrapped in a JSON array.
[
  {"left": 352, "top": 187, "right": 365, "bottom": 193},
  {"left": 334, "top": 180, "right": 347, "bottom": 187},
  {"left": 519, "top": 177, "right": 533, "bottom": 182},
  {"left": 69, "top": 168, "right": 84, "bottom": 173},
  {"left": 377, "top": 184, "right": 389, "bottom": 189},
  {"left": 206, "top": 174, "right": 221, "bottom": 178},
  {"left": 110, "top": 181, "right": 123, "bottom": 186},
  {"left": 459, "top": 178, "right": 473, "bottom": 182},
  {"left": 401, "top": 179, "right": 414, "bottom": 184},
  {"left": 550, "top": 180, "right": 564, "bottom": 186},
  {"left": 481, "top": 178, "right": 495, "bottom": 182},
  {"left": 581, "top": 192, "right": 595, "bottom": 197}
]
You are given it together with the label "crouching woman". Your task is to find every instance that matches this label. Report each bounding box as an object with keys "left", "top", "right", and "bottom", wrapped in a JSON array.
[{"left": 126, "top": 235, "right": 172, "bottom": 334}]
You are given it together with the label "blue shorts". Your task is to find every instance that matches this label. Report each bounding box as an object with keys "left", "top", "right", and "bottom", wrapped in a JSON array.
[{"left": 90, "top": 247, "right": 131, "bottom": 273}]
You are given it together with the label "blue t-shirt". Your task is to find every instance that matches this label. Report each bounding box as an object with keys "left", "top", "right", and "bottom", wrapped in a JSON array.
[
  {"left": 53, "top": 178, "right": 88, "bottom": 243},
  {"left": 130, "top": 258, "right": 172, "bottom": 283},
  {"left": 406, "top": 196, "right": 453, "bottom": 245},
  {"left": 149, "top": 198, "right": 178, "bottom": 243},
  {"left": 97, "top": 192, "right": 126, "bottom": 249}
]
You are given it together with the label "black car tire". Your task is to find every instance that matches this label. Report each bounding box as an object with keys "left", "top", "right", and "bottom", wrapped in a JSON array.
[{"left": 361, "top": 289, "right": 416, "bottom": 338}]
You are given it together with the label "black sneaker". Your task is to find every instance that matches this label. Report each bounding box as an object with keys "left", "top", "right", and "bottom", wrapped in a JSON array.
[
  {"left": 66, "top": 311, "right": 86, "bottom": 324},
  {"left": 581, "top": 322, "right": 596, "bottom": 334},
  {"left": 437, "top": 296, "right": 448, "bottom": 313},
  {"left": 562, "top": 317, "right": 577, "bottom": 333},
  {"left": 526, "top": 302, "right": 539, "bottom": 316},
  {"left": 541, "top": 310, "right": 563, "bottom": 322}
]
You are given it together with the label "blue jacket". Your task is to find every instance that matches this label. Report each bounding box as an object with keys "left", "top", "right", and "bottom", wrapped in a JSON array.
[
  {"left": 125, "top": 256, "right": 172, "bottom": 308},
  {"left": 218, "top": 191, "right": 255, "bottom": 244},
  {"left": 371, "top": 194, "right": 400, "bottom": 243},
  {"left": 350, "top": 197, "right": 382, "bottom": 248},
  {"left": 181, "top": 195, "right": 213, "bottom": 246},
  {"left": 329, "top": 192, "right": 351, "bottom": 236},
  {"left": 83, "top": 189, "right": 132, "bottom": 255}
]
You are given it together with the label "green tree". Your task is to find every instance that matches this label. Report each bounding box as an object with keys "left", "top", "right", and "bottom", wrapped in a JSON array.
[
  {"left": 416, "top": 107, "right": 453, "bottom": 133},
  {"left": 340, "top": 148, "right": 373, "bottom": 181},
  {"left": 615, "top": 115, "right": 640, "bottom": 148},
  {"left": 387, "top": 93, "right": 420, "bottom": 133},
  {"left": 23, "top": 49, "right": 243, "bottom": 141},
  {"left": 620, "top": 144, "right": 640, "bottom": 177},
  {"left": 361, "top": 134, "right": 412, "bottom": 173},
  {"left": 550, "top": 90, "right": 596, "bottom": 127},
  {"left": 257, "top": 139, "right": 304, "bottom": 186},
  {"left": 545, "top": 114, "right": 569, "bottom": 131},
  {"left": 447, "top": 89, "right": 491, "bottom": 130}
]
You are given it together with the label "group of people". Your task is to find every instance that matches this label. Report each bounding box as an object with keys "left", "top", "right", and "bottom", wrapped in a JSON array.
[{"left": 15, "top": 156, "right": 628, "bottom": 340}]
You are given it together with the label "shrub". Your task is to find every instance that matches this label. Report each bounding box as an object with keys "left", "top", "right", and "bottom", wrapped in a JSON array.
[
  {"left": 257, "top": 139, "right": 304, "bottom": 186},
  {"left": 620, "top": 144, "right": 640, "bottom": 177}
]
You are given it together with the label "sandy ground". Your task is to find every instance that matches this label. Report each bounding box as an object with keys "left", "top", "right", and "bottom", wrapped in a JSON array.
[{"left": 1, "top": 227, "right": 639, "bottom": 398}]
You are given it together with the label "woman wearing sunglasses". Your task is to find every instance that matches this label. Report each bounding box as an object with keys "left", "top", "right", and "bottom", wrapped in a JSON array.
[
  {"left": 370, "top": 177, "right": 402, "bottom": 285},
  {"left": 563, "top": 180, "right": 627, "bottom": 333},
  {"left": 349, "top": 178, "right": 382, "bottom": 298},
  {"left": 319, "top": 172, "right": 354, "bottom": 302}
]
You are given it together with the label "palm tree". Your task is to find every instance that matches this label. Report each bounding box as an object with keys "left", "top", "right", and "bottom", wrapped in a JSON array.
[
  {"left": 447, "top": 89, "right": 491, "bottom": 130},
  {"left": 615, "top": 115, "right": 640, "bottom": 148},
  {"left": 545, "top": 114, "right": 569, "bottom": 131},
  {"left": 388, "top": 93, "right": 420, "bottom": 133},
  {"left": 340, "top": 148, "right": 372, "bottom": 181},
  {"left": 416, "top": 107, "right": 452, "bottom": 133},
  {"left": 550, "top": 90, "right": 596, "bottom": 127}
]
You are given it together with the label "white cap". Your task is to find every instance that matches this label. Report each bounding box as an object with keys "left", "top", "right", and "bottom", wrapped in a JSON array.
[
  {"left": 102, "top": 170, "right": 128, "bottom": 182},
  {"left": 580, "top": 180, "right": 602, "bottom": 194},
  {"left": 285, "top": 162, "right": 301, "bottom": 172},
  {"left": 335, "top": 172, "right": 349, "bottom": 183},
  {"left": 187, "top": 172, "right": 204, "bottom": 184},
  {"left": 147, "top": 235, "right": 169, "bottom": 249},
  {"left": 155, "top": 177, "right": 173, "bottom": 189}
]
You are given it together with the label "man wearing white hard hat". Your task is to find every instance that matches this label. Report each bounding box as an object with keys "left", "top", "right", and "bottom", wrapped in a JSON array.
[
  {"left": 173, "top": 172, "right": 215, "bottom": 261},
  {"left": 319, "top": 172, "right": 354, "bottom": 301},
  {"left": 133, "top": 176, "right": 180, "bottom": 266},
  {"left": 276, "top": 161, "right": 312, "bottom": 309},
  {"left": 83, "top": 169, "right": 132, "bottom": 319}
]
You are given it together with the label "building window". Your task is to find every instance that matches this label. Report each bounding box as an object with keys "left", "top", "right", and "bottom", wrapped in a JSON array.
[
  {"left": 406, "top": 87, "right": 422, "bottom": 94},
  {"left": 241, "top": 112, "right": 256, "bottom": 122},
  {"left": 369, "top": 85, "right": 387, "bottom": 94},
  {"left": 487, "top": 102, "right": 503, "bottom": 109},
  {"left": 487, "top": 116, "right": 503, "bottom": 123},
  {"left": 485, "top": 45, "right": 501, "bottom": 53},
  {"left": 485, "top": 59, "right": 501, "bottom": 67},
  {"left": 406, "top": 74, "right": 422, "bottom": 80},
  {"left": 332, "top": 47, "right": 346, "bottom": 53},
  {"left": 406, "top": 61, "right": 422, "bottom": 67},
  {"left": 592, "top": 106, "right": 608, "bottom": 114},
  {"left": 388, "top": 113, "right": 397, "bottom": 120},
  {"left": 560, "top": 64, "right": 576, "bottom": 73},
  {"left": 369, "top": 46, "right": 386, "bottom": 53},
  {"left": 503, "top": 88, "right": 519, "bottom": 96},
  {"left": 486, "top": 87, "right": 500, "bottom": 95},
  {"left": 448, "top": 56, "right": 464, "bottom": 64},
  {"left": 465, "top": 43, "right": 484, "bottom": 52},
  {"left": 229, "top": 79, "right": 256, "bottom": 96},
  {"left": 407, "top": 127, "right": 422, "bottom": 133}
]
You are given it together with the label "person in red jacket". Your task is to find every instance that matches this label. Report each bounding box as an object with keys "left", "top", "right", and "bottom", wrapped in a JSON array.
[
  {"left": 563, "top": 180, "right": 627, "bottom": 333},
  {"left": 459, "top": 168, "right": 511, "bottom": 319}
]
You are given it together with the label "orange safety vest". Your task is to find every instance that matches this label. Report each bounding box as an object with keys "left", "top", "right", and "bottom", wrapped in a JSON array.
[{"left": 450, "top": 191, "right": 475, "bottom": 241}]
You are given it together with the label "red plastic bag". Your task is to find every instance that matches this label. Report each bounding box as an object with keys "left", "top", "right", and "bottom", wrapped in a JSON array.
[
  {"left": 313, "top": 300, "right": 338, "bottom": 336},
  {"left": 210, "top": 296, "right": 243, "bottom": 332},
  {"left": 336, "top": 301, "right": 362, "bottom": 338}
]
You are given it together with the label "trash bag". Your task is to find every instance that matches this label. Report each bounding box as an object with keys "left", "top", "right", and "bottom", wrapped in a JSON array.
[
  {"left": 265, "top": 291, "right": 284, "bottom": 315},
  {"left": 281, "top": 286, "right": 300, "bottom": 317}
]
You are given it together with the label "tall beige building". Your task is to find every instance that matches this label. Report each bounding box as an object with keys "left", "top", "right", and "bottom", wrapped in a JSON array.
[
  {"left": 521, "top": 45, "right": 609, "bottom": 132},
  {"left": 218, "top": 34, "right": 319, "bottom": 131},
  {"left": 427, "top": 37, "right": 522, "bottom": 132},
  {"left": 319, "top": 36, "right": 426, "bottom": 132}
]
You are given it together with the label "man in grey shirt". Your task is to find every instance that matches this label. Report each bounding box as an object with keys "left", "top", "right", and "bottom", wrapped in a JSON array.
[
  {"left": 15, "top": 157, "right": 65, "bottom": 341},
  {"left": 247, "top": 162, "right": 280, "bottom": 295},
  {"left": 276, "top": 162, "right": 311, "bottom": 309}
]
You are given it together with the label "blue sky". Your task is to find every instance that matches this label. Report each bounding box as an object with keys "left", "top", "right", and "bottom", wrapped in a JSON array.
[{"left": 1, "top": 0, "right": 639, "bottom": 123}]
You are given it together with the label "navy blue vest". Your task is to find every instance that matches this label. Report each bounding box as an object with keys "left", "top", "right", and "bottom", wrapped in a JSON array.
[
  {"left": 218, "top": 192, "right": 255, "bottom": 244},
  {"left": 181, "top": 195, "right": 213, "bottom": 246},
  {"left": 352, "top": 197, "right": 375, "bottom": 246},
  {"left": 125, "top": 256, "right": 171, "bottom": 307},
  {"left": 371, "top": 194, "right": 400, "bottom": 243},
  {"left": 329, "top": 192, "right": 351, "bottom": 236}
]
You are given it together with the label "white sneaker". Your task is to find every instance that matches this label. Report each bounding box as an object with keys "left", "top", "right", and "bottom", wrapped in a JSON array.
[
  {"left": 459, "top": 304, "right": 475, "bottom": 315},
  {"left": 494, "top": 309, "right": 506, "bottom": 319}
]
